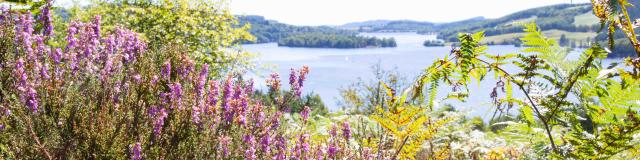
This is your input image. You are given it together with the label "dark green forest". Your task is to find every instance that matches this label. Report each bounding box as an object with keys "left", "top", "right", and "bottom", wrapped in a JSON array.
[{"left": 277, "top": 33, "right": 397, "bottom": 48}]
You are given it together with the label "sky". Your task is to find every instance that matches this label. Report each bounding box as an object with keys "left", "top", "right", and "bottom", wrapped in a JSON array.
[{"left": 229, "top": 0, "right": 591, "bottom": 26}]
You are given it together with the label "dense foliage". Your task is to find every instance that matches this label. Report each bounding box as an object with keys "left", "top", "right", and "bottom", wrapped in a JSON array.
[{"left": 278, "top": 33, "right": 397, "bottom": 48}]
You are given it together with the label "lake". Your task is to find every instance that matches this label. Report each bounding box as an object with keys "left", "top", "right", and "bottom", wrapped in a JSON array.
[{"left": 243, "top": 32, "right": 619, "bottom": 118}]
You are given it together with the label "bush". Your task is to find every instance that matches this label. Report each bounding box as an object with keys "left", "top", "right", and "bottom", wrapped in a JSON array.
[{"left": 0, "top": 7, "right": 353, "bottom": 159}]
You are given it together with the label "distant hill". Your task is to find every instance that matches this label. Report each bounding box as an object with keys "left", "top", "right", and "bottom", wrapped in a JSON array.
[
  {"left": 339, "top": 20, "right": 395, "bottom": 30},
  {"left": 337, "top": 17, "right": 485, "bottom": 33},
  {"left": 437, "top": 3, "right": 599, "bottom": 42}
]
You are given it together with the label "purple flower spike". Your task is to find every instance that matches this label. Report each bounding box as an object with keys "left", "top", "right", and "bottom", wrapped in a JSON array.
[
  {"left": 51, "top": 48, "right": 62, "bottom": 64},
  {"left": 342, "top": 121, "right": 351, "bottom": 140},
  {"left": 196, "top": 64, "right": 209, "bottom": 97},
  {"left": 261, "top": 134, "right": 271, "bottom": 154},
  {"left": 301, "top": 106, "right": 310, "bottom": 123},
  {"left": 130, "top": 142, "right": 142, "bottom": 160},
  {"left": 41, "top": 0, "right": 54, "bottom": 36},
  {"left": 26, "top": 87, "right": 38, "bottom": 113},
  {"left": 161, "top": 61, "right": 171, "bottom": 81},
  {"left": 92, "top": 15, "right": 101, "bottom": 39},
  {"left": 289, "top": 68, "right": 297, "bottom": 86},
  {"left": 218, "top": 135, "right": 231, "bottom": 157},
  {"left": 151, "top": 106, "right": 167, "bottom": 137},
  {"left": 170, "top": 83, "right": 183, "bottom": 109},
  {"left": 266, "top": 73, "right": 281, "bottom": 91},
  {"left": 328, "top": 143, "right": 338, "bottom": 158}
]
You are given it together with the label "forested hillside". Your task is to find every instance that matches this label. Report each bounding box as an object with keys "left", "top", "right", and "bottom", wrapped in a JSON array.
[
  {"left": 238, "top": 15, "right": 397, "bottom": 48},
  {"left": 437, "top": 3, "right": 599, "bottom": 42},
  {"left": 237, "top": 15, "right": 355, "bottom": 44}
]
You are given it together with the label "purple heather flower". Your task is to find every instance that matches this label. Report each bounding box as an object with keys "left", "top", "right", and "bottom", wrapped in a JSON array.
[
  {"left": 19, "top": 31, "right": 35, "bottom": 62},
  {"left": 179, "top": 58, "right": 194, "bottom": 79},
  {"left": 329, "top": 124, "right": 338, "bottom": 137},
  {"left": 161, "top": 61, "right": 171, "bottom": 81},
  {"left": 170, "top": 83, "right": 183, "bottom": 109},
  {"left": 92, "top": 15, "right": 101, "bottom": 39},
  {"left": 35, "top": 35, "right": 46, "bottom": 57},
  {"left": 66, "top": 21, "right": 79, "bottom": 52},
  {"left": 289, "top": 68, "right": 297, "bottom": 86},
  {"left": 132, "top": 74, "right": 142, "bottom": 84},
  {"left": 218, "top": 135, "right": 231, "bottom": 157},
  {"left": 316, "top": 146, "right": 325, "bottom": 160},
  {"left": 102, "top": 35, "right": 115, "bottom": 60},
  {"left": 41, "top": 0, "right": 54, "bottom": 36},
  {"left": 245, "top": 145, "right": 256, "bottom": 160},
  {"left": 40, "top": 63, "right": 50, "bottom": 80},
  {"left": 254, "top": 111, "right": 265, "bottom": 128},
  {"left": 160, "top": 92, "right": 171, "bottom": 107},
  {"left": 192, "top": 105, "right": 202, "bottom": 125},
  {"left": 130, "top": 142, "right": 142, "bottom": 160},
  {"left": 301, "top": 106, "right": 311, "bottom": 123},
  {"left": 266, "top": 72, "right": 281, "bottom": 91},
  {"left": 270, "top": 111, "right": 282, "bottom": 131},
  {"left": 207, "top": 80, "right": 219, "bottom": 111},
  {"left": 19, "top": 12, "right": 34, "bottom": 34},
  {"left": 288, "top": 67, "right": 310, "bottom": 97},
  {"left": 342, "top": 121, "right": 352, "bottom": 140},
  {"left": 222, "top": 76, "right": 233, "bottom": 123},
  {"left": 243, "top": 135, "right": 256, "bottom": 160},
  {"left": 113, "top": 83, "right": 121, "bottom": 104},
  {"left": 298, "top": 66, "right": 309, "bottom": 87},
  {"left": 150, "top": 106, "right": 167, "bottom": 137},
  {"left": 298, "top": 134, "right": 310, "bottom": 157},
  {"left": 328, "top": 143, "right": 338, "bottom": 158},
  {"left": 196, "top": 64, "right": 209, "bottom": 97},
  {"left": 100, "top": 57, "right": 113, "bottom": 82},
  {"left": 274, "top": 136, "right": 287, "bottom": 160},
  {"left": 51, "top": 48, "right": 62, "bottom": 64},
  {"left": 26, "top": 87, "right": 38, "bottom": 113},
  {"left": 261, "top": 134, "right": 271, "bottom": 154},
  {"left": 15, "top": 58, "right": 27, "bottom": 89},
  {"left": 0, "top": 7, "right": 7, "bottom": 21},
  {"left": 151, "top": 75, "right": 159, "bottom": 86}
]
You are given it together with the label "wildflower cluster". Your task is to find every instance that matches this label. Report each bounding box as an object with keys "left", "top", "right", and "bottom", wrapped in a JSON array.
[{"left": 0, "top": 5, "right": 358, "bottom": 159}]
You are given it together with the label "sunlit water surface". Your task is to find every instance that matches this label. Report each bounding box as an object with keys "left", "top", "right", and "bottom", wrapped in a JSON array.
[{"left": 243, "top": 32, "right": 620, "bottom": 118}]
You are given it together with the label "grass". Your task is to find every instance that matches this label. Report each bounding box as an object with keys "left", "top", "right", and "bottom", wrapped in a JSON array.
[{"left": 481, "top": 29, "right": 597, "bottom": 44}]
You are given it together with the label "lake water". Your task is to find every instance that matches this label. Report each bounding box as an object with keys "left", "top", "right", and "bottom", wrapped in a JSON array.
[{"left": 242, "top": 32, "right": 619, "bottom": 118}]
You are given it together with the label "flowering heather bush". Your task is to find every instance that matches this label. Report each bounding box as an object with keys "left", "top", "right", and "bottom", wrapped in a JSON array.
[{"left": 0, "top": 5, "right": 367, "bottom": 159}]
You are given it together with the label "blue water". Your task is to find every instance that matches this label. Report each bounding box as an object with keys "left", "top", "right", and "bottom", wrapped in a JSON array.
[{"left": 242, "top": 32, "right": 619, "bottom": 118}]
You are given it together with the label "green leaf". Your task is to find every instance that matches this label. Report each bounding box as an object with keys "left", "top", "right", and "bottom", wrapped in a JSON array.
[{"left": 520, "top": 105, "right": 535, "bottom": 125}]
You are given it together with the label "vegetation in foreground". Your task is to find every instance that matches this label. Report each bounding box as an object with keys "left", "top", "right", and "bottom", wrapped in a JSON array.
[{"left": 0, "top": 0, "right": 639, "bottom": 159}]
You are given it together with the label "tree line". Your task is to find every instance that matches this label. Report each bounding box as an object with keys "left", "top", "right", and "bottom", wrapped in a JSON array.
[{"left": 278, "top": 33, "right": 397, "bottom": 48}]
